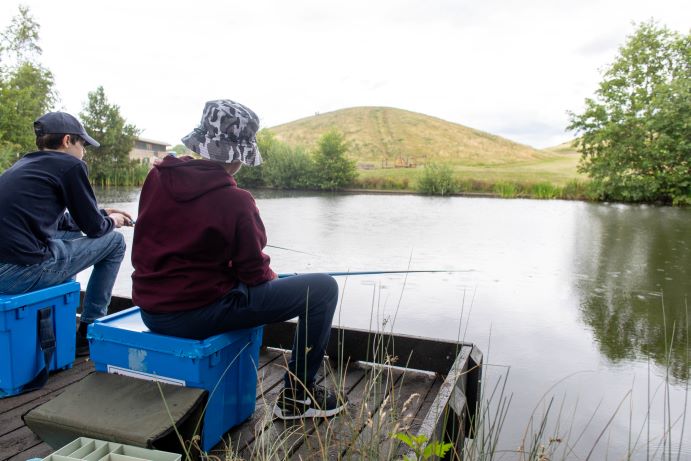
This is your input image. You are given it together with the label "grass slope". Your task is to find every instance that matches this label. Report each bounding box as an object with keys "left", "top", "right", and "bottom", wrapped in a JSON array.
[
  {"left": 269, "top": 107, "right": 554, "bottom": 166},
  {"left": 268, "top": 106, "right": 585, "bottom": 188}
]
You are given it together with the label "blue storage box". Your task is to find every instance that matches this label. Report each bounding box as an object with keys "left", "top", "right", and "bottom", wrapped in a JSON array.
[
  {"left": 88, "top": 307, "right": 263, "bottom": 452},
  {"left": 0, "top": 281, "right": 80, "bottom": 398}
]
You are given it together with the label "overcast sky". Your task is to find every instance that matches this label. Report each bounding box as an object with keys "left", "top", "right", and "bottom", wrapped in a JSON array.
[{"left": 1, "top": 0, "right": 688, "bottom": 148}]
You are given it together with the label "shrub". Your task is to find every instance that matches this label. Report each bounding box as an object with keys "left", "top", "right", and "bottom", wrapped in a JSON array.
[
  {"left": 263, "top": 145, "right": 314, "bottom": 189},
  {"left": 417, "top": 163, "right": 457, "bottom": 196}
]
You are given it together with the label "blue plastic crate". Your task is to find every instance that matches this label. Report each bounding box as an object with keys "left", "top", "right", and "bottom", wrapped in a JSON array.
[
  {"left": 88, "top": 307, "right": 263, "bottom": 452},
  {"left": 0, "top": 281, "right": 80, "bottom": 398}
]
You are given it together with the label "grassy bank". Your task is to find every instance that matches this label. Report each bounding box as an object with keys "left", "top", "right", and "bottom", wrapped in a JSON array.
[{"left": 352, "top": 153, "right": 592, "bottom": 200}]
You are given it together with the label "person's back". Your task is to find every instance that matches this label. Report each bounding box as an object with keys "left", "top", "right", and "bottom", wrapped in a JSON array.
[
  {"left": 0, "top": 151, "right": 110, "bottom": 265},
  {"left": 132, "top": 99, "right": 347, "bottom": 420},
  {"left": 132, "top": 155, "right": 273, "bottom": 317}
]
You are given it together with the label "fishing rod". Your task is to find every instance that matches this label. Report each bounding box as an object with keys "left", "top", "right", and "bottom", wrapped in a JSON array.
[
  {"left": 266, "top": 245, "right": 318, "bottom": 256},
  {"left": 278, "top": 269, "right": 473, "bottom": 278}
]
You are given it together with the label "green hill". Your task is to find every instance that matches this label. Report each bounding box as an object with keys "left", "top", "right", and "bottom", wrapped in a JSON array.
[{"left": 268, "top": 106, "right": 554, "bottom": 167}]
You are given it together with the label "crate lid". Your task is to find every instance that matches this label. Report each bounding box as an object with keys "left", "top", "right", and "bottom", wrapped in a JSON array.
[
  {"left": 0, "top": 281, "right": 80, "bottom": 311},
  {"left": 90, "top": 306, "right": 257, "bottom": 359}
]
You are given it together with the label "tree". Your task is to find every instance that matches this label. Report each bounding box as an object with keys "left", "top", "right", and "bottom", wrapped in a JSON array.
[
  {"left": 0, "top": 5, "right": 42, "bottom": 66},
  {"left": 0, "top": 6, "right": 56, "bottom": 159},
  {"left": 171, "top": 143, "right": 193, "bottom": 156},
  {"left": 312, "top": 129, "right": 357, "bottom": 190},
  {"left": 568, "top": 21, "right": 690, "bottom": 205},
  {"left": 79, "top": 86, "right": 140, "bottom": 186}
]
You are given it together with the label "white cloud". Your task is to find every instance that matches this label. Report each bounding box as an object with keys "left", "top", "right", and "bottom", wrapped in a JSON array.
[{"left": 1, "top": 0, "right": 688, "bottom": 148}]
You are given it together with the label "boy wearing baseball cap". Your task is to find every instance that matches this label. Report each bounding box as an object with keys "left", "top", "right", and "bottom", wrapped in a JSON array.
[
  {"left": 0, "top": 111, "right": 133, "bottom": 356},
  {"left": 132, "top": 100, "right": 347, "bottom": 419}
]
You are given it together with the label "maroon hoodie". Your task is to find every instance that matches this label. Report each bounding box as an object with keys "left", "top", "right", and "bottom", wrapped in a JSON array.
[{"left": 132, "top": 156, "right": 276, "bottom": 313}]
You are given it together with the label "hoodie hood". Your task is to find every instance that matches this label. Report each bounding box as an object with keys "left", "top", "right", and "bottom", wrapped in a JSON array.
[{"left": 155, "top": 155, "right": 235, "bottom": 202}]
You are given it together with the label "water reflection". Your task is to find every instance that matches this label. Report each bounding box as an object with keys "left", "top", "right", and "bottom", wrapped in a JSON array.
[
  {"left": 93, "top": 186, "right": 141, "bottom": 204},
  {"left": 574, "top": 204, "right": 691, "bottom": 381}
]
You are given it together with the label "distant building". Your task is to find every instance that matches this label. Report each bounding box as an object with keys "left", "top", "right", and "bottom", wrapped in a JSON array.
[{"left": 129, "top": 137, "right": 171, "bottom": 165}]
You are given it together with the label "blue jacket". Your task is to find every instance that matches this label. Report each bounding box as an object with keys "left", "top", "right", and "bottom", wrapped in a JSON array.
[{"left": 0, "top": 150, "right": 113, "bottom": 265}]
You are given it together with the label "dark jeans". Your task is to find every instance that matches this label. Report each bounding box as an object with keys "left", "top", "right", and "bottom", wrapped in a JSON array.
[{"left": 140, "top": 273, "right": 338, "bottom": 389}]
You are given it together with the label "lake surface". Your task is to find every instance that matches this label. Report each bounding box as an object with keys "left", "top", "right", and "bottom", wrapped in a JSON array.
[{"left": 85, "top": 187, "right": 690, "bottom": 459}]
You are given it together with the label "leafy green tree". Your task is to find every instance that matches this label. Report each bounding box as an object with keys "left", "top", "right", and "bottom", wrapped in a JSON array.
[
  {"left": 568, "top": 21, "right": 690, "bottom": 205},
  {"left": 0, "top": 5, "right": 42, "bottom": 66},
  {"left": 79, "top": 86, "right": 140, "bottom": 186},
  {"left": 0, "top": 141, "right": 21, "bottom": 170},
  {"left": 170, "top": 143, "right": 194, "bottom": 156},
  {"left": 0, "top": 6, "right": 56, "bottom": 159},
  {"left": 312, "top": 129, "right": 357, "bottom": 190}
]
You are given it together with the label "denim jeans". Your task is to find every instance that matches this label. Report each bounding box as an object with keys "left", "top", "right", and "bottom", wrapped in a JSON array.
[
  {"left": 0, "top": 230, "right": 126, "bottom": 324},
  {"left": 140, "top": 273, "right": 339, "bottom": 389}
]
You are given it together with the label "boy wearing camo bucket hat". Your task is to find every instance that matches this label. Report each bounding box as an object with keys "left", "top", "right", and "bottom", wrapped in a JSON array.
[{"left": 132, "top": 100, "right": 347, "bottom": 420}]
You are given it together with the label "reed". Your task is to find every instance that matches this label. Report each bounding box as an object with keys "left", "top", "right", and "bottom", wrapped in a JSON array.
[
  {"left": 530, "top": 182, "right": 560, "bottom": 199},
  {"left": 91, "top": 164, "right": 149, "bottom": 187},
  {"left": 493, "top": 182, "right": 518, "bottom": 198}
]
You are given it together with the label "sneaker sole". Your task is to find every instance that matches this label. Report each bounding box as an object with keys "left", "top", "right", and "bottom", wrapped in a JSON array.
[{"left": 273, "top": 402, "right": 347, "bottom": 420}]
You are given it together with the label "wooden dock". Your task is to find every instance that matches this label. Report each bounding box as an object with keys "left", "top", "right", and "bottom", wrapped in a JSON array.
[{"left": 1, "top": 296, "right": 482, "bottom": 460}]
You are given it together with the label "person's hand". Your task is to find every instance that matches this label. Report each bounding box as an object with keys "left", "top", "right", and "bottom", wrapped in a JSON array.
[{"left": 105, "top": 208, "right": 134, "bottom": 226}]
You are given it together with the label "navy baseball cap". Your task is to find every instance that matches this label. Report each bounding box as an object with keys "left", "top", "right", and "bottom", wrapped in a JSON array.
[{"left": 34, "top": 112, "right": 100, "bottom": 147}]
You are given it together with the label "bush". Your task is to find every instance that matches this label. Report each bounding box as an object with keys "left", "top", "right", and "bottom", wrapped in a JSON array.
[
  {"left": 263, "top": 145, "right": 314, "bottom": 189},
  {"left": 417, "top": 163, "right": 458, "bottom": 196}
]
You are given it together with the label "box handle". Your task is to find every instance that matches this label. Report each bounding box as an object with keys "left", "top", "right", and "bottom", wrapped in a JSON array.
[{"left": 19, "top": 307, "right": 56, "bottom": 393}]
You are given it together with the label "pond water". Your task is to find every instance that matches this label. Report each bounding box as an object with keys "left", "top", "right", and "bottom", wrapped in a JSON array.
[{"left": 85, "top": 187, "right": 690, "bottom": 459}]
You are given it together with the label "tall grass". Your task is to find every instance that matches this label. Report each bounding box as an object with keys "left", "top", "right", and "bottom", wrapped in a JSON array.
[
  {"left": 160, "top": 286, "right": 688, "bottom": 461},
  {"left": 91, "top": 164, "right": 150, "bottom": 187}
]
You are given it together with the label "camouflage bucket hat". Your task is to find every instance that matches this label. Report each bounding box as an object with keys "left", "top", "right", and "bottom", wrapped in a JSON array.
[{"left": 182, "top": 99, "right": 262, "bottom": 166}]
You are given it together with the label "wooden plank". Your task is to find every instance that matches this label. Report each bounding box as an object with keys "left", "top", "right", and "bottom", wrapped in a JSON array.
[
  {"left": 264, "top": 362, "right": 369, "bottom": 460},
  {"left": 0, "top": 368, "right": 96, "bottom": 436},
  {"left": 0, "top": 426, "right": 43, "bottom": 461},
  {"left": 206, "top": 350, "right": 289, "bottom": 459},
  {"left": 0, "top": 357, "right": 93, "bottom": 414},
  {"left": 343, "top": 368, "right": 438, "bottom": 460},
  {"left": 286, "top": 364, "right": 436, "bottom": 461},
  {"left": 373, "top": 370, "right": 438, "bottom": 459},
  {"left": 399, "top": 376, "right": 443, "bottom": 437},
  {"left": 6, "top": 441, "right": 52, "bottom": 461},
  {"left": 404, "top": 344, "right": 481, "bottom": 459}
]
